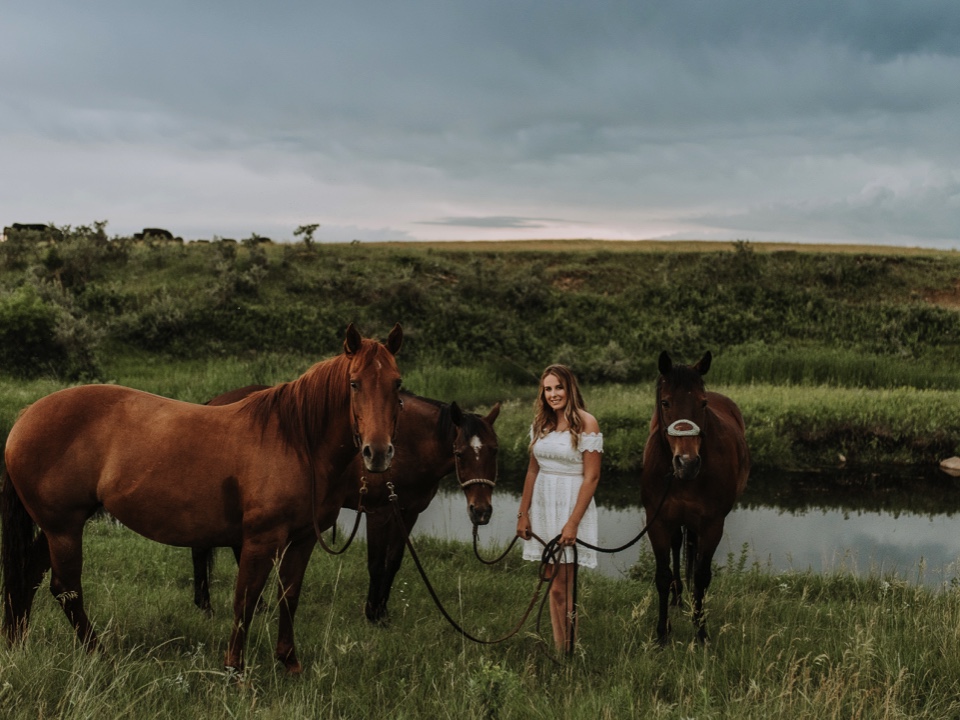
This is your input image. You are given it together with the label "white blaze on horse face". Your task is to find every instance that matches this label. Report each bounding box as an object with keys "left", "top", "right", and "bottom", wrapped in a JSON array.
[{"left": 470, "top": 435, "right": 482, "bottom": 458}]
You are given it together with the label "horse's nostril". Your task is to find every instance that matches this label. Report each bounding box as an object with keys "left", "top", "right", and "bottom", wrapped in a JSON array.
[{"left": 362, "top": 445, "right": 373, "bottom": 459}]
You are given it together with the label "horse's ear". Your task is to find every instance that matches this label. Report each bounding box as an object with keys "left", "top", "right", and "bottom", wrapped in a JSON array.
[
  {"left": 344, "top": 323, "right": 362, "bottom": 356},
  {"left": 449, "top": 401, "right": 463, "bottom": 426},
  {"left": 695, "top": 351, "right": 712, "bottom": 376},
  {"left": 658, "top": 351, "right": 672, "bottom": 376},
  {"left": 484, "top": 402, "right": 501, "bottom": 425},
  {"left": 386, "top": 323, "right": 403, "bottom": 356}
]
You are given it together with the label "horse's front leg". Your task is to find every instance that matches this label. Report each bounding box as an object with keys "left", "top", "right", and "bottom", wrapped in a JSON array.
[
  {"left": 648, "top": 524, "right": 674, "bottom": 647},
  {"left": 692, "top": 522, "right": 723, "bottom": 644},
  {"left": 274, "top": 536, "right": 316, "bottom": 674},
  {"left": 364, "top": 510, "right": 393, "bottom": 623},
  {"left": 364, "top": 507, "right": 418, "bottom": 623},
  {"left": 225, "top": 535, "right": 280, "bottom": 673},
  {"left": 669, "top": 527, "right": 684, "bottom": 607}
]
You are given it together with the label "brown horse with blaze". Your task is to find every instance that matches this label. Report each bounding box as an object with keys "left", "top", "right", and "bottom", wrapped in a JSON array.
[
  {"left": 2, "top": 323, "right": 403, "bottom": 675},
  {"left": 640, "top": 350, "right": 749, "bottom": 646}
]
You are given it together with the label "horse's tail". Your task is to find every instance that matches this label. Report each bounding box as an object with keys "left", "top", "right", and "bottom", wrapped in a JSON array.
[{"left": 1, "top": 469, "right": 41, "bottom": 643}]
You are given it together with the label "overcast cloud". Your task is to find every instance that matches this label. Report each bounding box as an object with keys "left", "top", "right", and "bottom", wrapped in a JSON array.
[{"left": 2, "top": 1, "right": 958, "bottom": 247}]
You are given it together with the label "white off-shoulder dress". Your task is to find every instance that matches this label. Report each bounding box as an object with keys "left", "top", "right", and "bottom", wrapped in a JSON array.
[{"left": 522, "top": 429, "right": 603, "bottom": 568}]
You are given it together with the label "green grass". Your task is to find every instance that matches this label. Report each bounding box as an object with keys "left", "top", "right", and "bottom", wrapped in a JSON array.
[
  {"left": 4, "top": 358, "right": 960, "bottom": 474},
  {"left": 2, "top": 522, "right": 960, "bottom": 718}
]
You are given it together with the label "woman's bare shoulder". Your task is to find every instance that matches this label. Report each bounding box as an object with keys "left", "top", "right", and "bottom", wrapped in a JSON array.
[{"left": 578, "top": 410, "right": 600, "bottom": 433}]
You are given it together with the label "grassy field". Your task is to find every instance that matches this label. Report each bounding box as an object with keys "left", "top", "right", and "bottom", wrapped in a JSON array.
[
  {"left": 5, "top": 234, "right": 960, "bottom": 717},
  {"left": 1, "top": 522, "right": 959, "bottom": 719},
  {"left": 361, "top": 238, "right": 960, "bottom": 256},
  {"left": 4, "top": 355, "right": 959, "bottom": 473}
]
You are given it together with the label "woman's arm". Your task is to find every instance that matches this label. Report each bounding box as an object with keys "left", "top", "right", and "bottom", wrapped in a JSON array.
[
  {"left": 559, "top": 412, "right": 601, "bottom": 546},
  {"left": 516, "top": 453, "right": 539, "bottom": 539}
]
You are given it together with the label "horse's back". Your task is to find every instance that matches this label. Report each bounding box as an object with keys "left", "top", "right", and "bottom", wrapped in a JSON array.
[{"left": 5, "top": 384, "right": 281, "bottom": 544}]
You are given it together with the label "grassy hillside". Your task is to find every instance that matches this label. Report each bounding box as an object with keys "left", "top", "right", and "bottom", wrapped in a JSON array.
[
  {"left": 2, "top": 225, "right": 960, "bottom": 381},
  {"left": 3, "top": 225, "right": 960, "bottom": 469}
]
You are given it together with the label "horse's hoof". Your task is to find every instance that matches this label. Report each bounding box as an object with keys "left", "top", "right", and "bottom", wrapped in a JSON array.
[{"left": 364, "top": 605, "right": 390, "bottom": 626}]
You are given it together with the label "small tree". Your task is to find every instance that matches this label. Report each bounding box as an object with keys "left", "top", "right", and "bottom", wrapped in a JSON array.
[{"left": 293, "top": 223, "right": 320, "bottom": 249}]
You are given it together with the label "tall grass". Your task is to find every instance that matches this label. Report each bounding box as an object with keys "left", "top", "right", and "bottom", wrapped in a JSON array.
[
  {"left": 3, "top": 360, "right": 960, "bottom": 473},
  {"left": 2, "top": 522, "right": 960, "bottom": 718}
]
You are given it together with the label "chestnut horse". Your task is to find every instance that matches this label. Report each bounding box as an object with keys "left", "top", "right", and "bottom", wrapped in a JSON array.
[
  {"left": 640, "top": 351, "right": 749, "bottom": 646},
  {"left": 2, "top": 324, "right": 403, "bottom": 673},
  {"left": 192, "top": 387, "right": 501, "bottom": 624}
]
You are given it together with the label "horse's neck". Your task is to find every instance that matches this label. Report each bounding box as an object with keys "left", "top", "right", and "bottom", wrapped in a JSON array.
[{"left": 300, "top": 363, "right": 356, "bottom": 472}]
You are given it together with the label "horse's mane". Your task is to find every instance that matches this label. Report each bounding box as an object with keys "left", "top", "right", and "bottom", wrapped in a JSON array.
[
  {"left": 452, "top": 410, "right": 486, "bottom": 440},
  {"left": 401, "top": 391, "right": 484, "bottom": 446},
  {"left": 240, "top": 347, "right": 358, "bottom": 460}
]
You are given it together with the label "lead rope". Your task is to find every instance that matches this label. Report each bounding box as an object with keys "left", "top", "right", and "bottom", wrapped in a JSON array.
[
  {"left": 389, "top": 481, "right": 554, "bottom": 646},
  {"left": 470, "top": 470, "right": 674, "bottom": 658},
  {"left": 313, "top": 473, "right": 368, "bottom": 556}
]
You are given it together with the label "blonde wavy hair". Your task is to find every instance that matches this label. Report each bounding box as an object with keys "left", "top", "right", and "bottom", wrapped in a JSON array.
[{"left": 530, "top": 364, "right": 587, "bottom": 450}]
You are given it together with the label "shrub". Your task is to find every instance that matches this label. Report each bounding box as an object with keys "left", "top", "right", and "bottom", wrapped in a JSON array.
[{"left": 0, "top": 283, "right": 102, "bottom": 379}]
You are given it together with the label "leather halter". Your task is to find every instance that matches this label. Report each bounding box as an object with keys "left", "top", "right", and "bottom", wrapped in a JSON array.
[
  {"left": 657, "top": 376, "right": 704, "bottom": 443},
  {"left": 453, "top": 437, "right": 497, "bottom": 489}
]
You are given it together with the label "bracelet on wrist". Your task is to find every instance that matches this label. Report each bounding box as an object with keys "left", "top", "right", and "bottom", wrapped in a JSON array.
[{"left": 517, "top": 511, "right": 526, "bottom": 519}]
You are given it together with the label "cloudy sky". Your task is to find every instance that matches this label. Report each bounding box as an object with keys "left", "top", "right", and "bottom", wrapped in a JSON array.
[{"left": 2, "top": 1, "right": 959, "bottom": 247}]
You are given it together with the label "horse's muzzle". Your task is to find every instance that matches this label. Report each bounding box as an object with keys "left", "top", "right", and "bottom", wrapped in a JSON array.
[
  {"left": 469, "top": 503, "right": 492, "bottom": 526},
  {"left": 361, "top": 443, "right": 395, "bottom": 473},
  {"left": 672, "top": 453, "right": 701, "bottom": 481}
]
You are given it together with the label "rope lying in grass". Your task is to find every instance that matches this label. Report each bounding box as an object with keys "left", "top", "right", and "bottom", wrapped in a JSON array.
[
  {"left": 395, "top": 473, "right": 674, "bottom": 656},
  {"left": 390, "top": 486, "right": 553, "bottom": 645}
]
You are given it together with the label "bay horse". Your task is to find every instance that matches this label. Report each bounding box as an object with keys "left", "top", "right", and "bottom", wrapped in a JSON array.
[
  {"left": 191, "top": 387, "right": 501, "bottom": 624},
  {"left": 2, "top": 323, "right": 404, "bottom": 674},
  {"left": 639, "top": 351, "right": 749, "bottom": 646}
]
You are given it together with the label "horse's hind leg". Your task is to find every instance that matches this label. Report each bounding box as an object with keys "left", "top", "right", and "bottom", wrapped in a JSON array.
[
  {"left": 46, "top": 530, "right": 99, "bottom": 650},
  {"left": 20, "top": 532, "right": 51, "bottom": 626}
]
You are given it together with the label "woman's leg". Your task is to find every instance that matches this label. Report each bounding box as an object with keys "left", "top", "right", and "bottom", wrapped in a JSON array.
[{"left": 547, "top": 562, "right": 576, "bottom": 653}]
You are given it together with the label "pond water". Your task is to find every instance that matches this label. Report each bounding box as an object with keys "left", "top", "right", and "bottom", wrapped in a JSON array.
[{"left": 336, "top": 466, "right": 960, "bottom": 588}]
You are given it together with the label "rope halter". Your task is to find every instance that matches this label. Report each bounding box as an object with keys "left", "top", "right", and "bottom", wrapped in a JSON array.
[{"left": 666, "top": 419, "right": 701, "bottom": 437}]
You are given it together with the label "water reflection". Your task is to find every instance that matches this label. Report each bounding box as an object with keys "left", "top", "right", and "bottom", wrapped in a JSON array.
[{"left": 332, "top": 466, "right": 960, "bottom": 588}]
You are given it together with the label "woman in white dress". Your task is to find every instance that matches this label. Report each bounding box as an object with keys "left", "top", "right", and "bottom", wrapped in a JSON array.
[{"left": 516, "top": 364, "right": 602, "bottom": 653}]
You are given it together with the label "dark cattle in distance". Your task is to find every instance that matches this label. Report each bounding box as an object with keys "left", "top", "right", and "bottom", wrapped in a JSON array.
[
  {"left": 3, "top": 224, "right": 62, "bottom": 242},
  {"left": 134, "top": 228, "right": 179, "bottom": 242}
]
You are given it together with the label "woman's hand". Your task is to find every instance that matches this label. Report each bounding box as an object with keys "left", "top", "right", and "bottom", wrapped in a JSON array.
[
  {"left": 516, "top": 513, "right": 531, "bottom": 540},
  {"left": 559, "top": 520, "right": 579, "bottom": 547}
]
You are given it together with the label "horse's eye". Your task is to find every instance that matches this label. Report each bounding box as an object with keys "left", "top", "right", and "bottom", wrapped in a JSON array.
[
  {"left": 701, "top": 399, "right": 708, "bottom": 408},
  {"left": 660, "top": 400, "right": 670, "bottom": 409},
  {"left": 399, "top": 398, "right": 404, "bottom": 408},
  {"left": 350, "top": 381, "right": 359, "bottom": 391}
]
